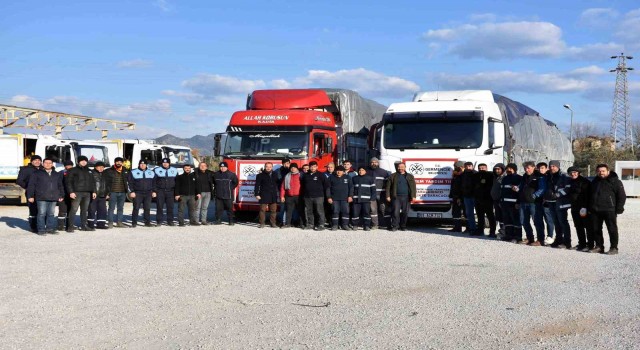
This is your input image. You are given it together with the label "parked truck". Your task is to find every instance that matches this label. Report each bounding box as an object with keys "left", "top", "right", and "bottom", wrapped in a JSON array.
[
  {"left": 215, "top": 88, "right": 387, "bottom": 211},
  {"left": 90, "top": 139, "right": 197, "bottom": 173},
  {"left": 0, "top": 134, "right": 111, "bottom": 203},
  {"left": 369, "top": 90, "right": 574, "bottom": 219}
]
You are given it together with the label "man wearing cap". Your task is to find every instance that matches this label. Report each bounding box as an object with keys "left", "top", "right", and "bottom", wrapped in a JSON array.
[
  {"left": 213, "top": 162, "right": 238, "bottom": 225},
  {"left": 127, "top": 159, "right": 156, "bottom": 227},
  {"left": 500, "top": 163, "right": 523, "bottom": 243},
  {"left": 537, "top": 162, "right": 556, "bottom": 245},
  {"left": 301, "top": 161, "right": 329, "bottom": 230},
  {"left": 175, "top": 164, "right": 201, "bottom": 226},
  {"left": 386, "top": 162, "right": 417, "bottom": 231},
  {"left": 280, "top": 163, "right": 303, "bottom": 228},
  {"left": 327, "top": 165, "right": 353, "bottom": 230},
  {"left": 87, "top": 161, "right": 108, "bottom": 230},
  {"left": 490, "top": 163, "right": 506, "bottom": 237},
  {"left": 323, "top": 162, "right": 336, "bottom": 225},
  {"left": 518, "top": 161, "right": 546, "bottom": 245},
  {"left": 195, "top": 162, "right": 215, "bottom": 225},
  {"left": 589, "top": 163, "right": 626, "bottom": 255},
  {"left": 546, "top": 160, "right": 572, "bottom": 248},
  {"left": 255, "top": 162, "right": 280, "bottom": 228},
  {"left": 473, "top": 163, "right": 495, "bottom": 236},
  {"left": 352, "top": 166, "right": 375, "bottom": 231},
  {"left": 104, "top": 157, "right": 129, "bottom": 228},
  {"left": 17, "top": 155, "right": 43, "bottom": 232},
  {"left": 567, "top": 166, "right": 593, "bottom": 252},
  {"left": 56, "top": 160, "right": 75, "bottom": 231},
  {"left": 26, "top": 157, "right": 64, "bottom": 234},
  {"left": 66, "top": 156, "right": 97, "bottom": 232},
  {"left": 276, "top": 158, "right": 291, "bottom": 226},
  {"left": 460, "top": 161, "right": 478, "bottom": 233},
  {"left": 153, "top": 158, "right": 178, "bottom": 226},
  {"left": 448, "top": 161, "right": 465, "bottom": 232},
  {"left": 367, "top": 157, "right": 391, "bottom": 230}
]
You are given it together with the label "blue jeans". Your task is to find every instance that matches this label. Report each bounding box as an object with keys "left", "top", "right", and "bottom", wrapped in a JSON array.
[
  {"left": 555, "top": 206, "right": 572, "bottom": 246},
  {"left": 463, "top": 197, "right": 476, "bottom": 230},
  {"left": 108, "top": 192, "right": 127, "bottom": 224},
  {"left": 36, "top": 200, "right": 57, "bottom": 232},
  {"left": 520, "top": 203, "right": 545, "bottom": 242},
  {"left": 543, "top": 202, "right": 557, "bottom": 239}
]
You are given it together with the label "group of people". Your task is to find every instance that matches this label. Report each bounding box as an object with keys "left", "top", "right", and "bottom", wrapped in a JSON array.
[
  {"left": 18, "top": 155, "right": 239, "bottom": 234},
  {"left": 253, "top": 157, "right": 416, "bottom": 231},
  {"left": 18, "top": 154, "right": 626, "bottom": 255},
  {"left": 450, "top": 160, "right": 626, "bottom": 255}
]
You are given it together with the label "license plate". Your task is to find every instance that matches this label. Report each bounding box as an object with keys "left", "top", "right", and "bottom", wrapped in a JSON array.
[{"left": 417, "top": 212, "right": 442, "bottom": 218}]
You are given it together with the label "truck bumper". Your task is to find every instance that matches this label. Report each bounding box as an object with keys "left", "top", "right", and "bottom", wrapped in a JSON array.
[{"left": 0, "top": 183, "right": 26, "bottom": 203}]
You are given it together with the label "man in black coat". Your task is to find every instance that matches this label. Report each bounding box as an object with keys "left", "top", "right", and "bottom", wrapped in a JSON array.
[
  {"left": 460, "top": 161, "right": 477, "bottom": 233},
  {"left": 17, "top": 154, "right": 43, "bottom": 232},
  {"left": 26, "top": 158, "right": 64, "bottom": 234},
  {"left": 255, "top": 162, "right": 280, "bottom": 228},
  {"left": 195, "top": 162, "right": 214, "bottom": 225},
  {"left": 276, "top": 158, "right": 291, "bottom": 225},
  {"left": 174, "top": 164, "right": 201, "bottom": 226},
  {"left": 567, "top": 166, "right": 593, "bottom": 252},
  {"left": 301, "top": 161, "right": 329, "bottom": 230},
  {"left": 87, "top": 162, "right": 108, "bottom": 230},
  {"left": 589, "top": 164, "right": 626, "bottom": 255},
  {"left": 352, "top": 166, "right": 375, "bottom": 231},
  {"left": 448, "top": 161, "right": 465, "bottom": 232},
  {"left": 501, "top": 163, "right": 523, "bottom": 243},
  {"left": 386, "top": 162, "right": 417, "bottom": 231},
  {"left": 65, "top": 156, "right": 97, "bottom": 232},
  {"left": 56, "top": 160, "right": 74, "bottom": 231},
  {"left": 213, "top": 162, "right": 238, "bottom": 225},
  {"left": 327, "top": 166, "right": 353, "bottom": 231},
  {"left": 128, "top": 159, "right": 155, "bottom": 227},
  {"left": 473, "top": 163, "right": 495, "bottom": 236}
]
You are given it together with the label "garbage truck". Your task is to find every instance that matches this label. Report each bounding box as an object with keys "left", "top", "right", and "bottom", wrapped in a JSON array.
[{"left": 368, "top": 90, "right": 574, "bottom": 219}]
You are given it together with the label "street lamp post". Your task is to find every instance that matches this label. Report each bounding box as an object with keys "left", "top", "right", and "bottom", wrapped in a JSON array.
[{"left": 563, "top": 104, "right": 573, "bottom": 148}]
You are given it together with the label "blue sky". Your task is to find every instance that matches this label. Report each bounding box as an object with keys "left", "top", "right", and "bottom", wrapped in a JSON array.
[{"left": 2, "top": 0, "right": 639, "bottom": 139}]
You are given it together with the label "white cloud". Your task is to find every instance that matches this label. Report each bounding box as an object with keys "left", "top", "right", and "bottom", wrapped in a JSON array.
[
  {"left": 431, "top": 70, "right": 591, "bottom": 94},
  {"left": 567, "top": 65, "right": 607, "bottom": 77},
  {"left": 615, "top": 9, "right": 640, "bottom": 50},
  {"left": 566, "top": 42, "right": 625, "bottom": 61},
  {"left": 171, "top": 74, "right": 265, "bottom": 105},
  {"left": 469, "top": 13, "right": 497, "bottom": 23},
  {"left": 423, "top": 21, "right": 566, "bottom": 59},
  {"left": 117, "top": 59, "right": 153, "bottom": 69},
  {"left": 10, "top": 95, "right": 44, "bottom": 109},
  {"left": 579, "top": 8, "right": 619, "bottom": 28},
  {"left": 154, "top": 0, "right": 171, "bottom": 12}
]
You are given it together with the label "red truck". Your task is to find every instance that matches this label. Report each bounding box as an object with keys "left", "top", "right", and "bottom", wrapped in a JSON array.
[{"left": 215, "top": 88, "right": 386, "bottom": 211}]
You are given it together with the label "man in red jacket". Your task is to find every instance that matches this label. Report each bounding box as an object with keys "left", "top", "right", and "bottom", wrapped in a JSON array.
[{"left": 279, "top": 163, "right": 303, "bottom": 228}]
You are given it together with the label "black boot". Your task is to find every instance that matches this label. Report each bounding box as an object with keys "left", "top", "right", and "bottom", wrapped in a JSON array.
[
  {"left": 57, "top": 218, "right": 66, "bottom": 231},
  {"left": 29, "top": 218, "right": 38, "bottom": 233}
]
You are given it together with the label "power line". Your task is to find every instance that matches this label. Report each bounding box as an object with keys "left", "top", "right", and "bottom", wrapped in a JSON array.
[{"left": 610, "top": 53, "right": 634, "bottom": 151}]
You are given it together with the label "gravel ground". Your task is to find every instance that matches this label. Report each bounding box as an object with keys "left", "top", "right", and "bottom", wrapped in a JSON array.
[{"left": 0, "top": 200, "right": 639, "bottom": 349}]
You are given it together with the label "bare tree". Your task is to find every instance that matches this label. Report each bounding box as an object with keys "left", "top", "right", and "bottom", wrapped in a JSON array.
[{"left": 572, "top": 122, "right": 601, "bottom": 139}]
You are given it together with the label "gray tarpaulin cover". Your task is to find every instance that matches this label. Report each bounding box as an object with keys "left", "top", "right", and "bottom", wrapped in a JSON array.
[
  {"left": 494, "top": 94, "right": 575, "bottom": 170},
  {"left": 322, "top": 88, "right": 387, "bottom": 134}
]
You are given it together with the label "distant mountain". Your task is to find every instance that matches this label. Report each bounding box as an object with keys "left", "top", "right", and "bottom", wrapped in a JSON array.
[{"left": 155, "top": 133, "right": 216, "bottom": 156}]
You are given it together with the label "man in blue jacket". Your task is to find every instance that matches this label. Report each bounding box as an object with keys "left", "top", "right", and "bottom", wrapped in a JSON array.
[
  {"left": 153, "top": 158, "right": 177, "bottom": 226},
  {"left": 501, "top": 163, "right": 523, "bottom": 243},
  {"left": 327, "top": 165, "right": 353, "bottom": 230},
  {"left": 128, "top": 160, "right": 155, "bottom": 227},
  {"left": 27, "top": 158, "right": 64, "bottom": 235},
  {"left": 519, "top": 161, "right": 546, "bottom": 246},
  {"left": 352, "top": 166, "right": 375, "bottom": 231},
  {"left": 213, "top": 162, "right": 238, "bottom": 226}
]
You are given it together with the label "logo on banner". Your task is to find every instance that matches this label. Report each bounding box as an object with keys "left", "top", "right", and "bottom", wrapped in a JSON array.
[
  {"left": 409, "top": 163, "right": 424, "bottom": 175},
  {"left": 243, "top": 166, "right": 257, "bottom": 177}
]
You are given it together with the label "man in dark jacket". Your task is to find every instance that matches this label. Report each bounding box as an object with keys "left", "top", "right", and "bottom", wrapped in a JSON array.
[
  {"left": 128, "top": 159, "right": 155, "bottom": 227},
  {"left": 352, "top": 166, "right": 375, "bottom": 231},
  {"left": 490, "top": 163, "right": 505, "bottom": 237},
  {"left": 277, "top": 158, "right": 291, "bottom": 225},
  {"left": 328, "top": 166, "right": 353, "bottom": 231},
  {"left": 518, "top": 161, "right": 546, "bottom": 245},
  {"left": 213, "top": 162, "right": 238, "bottom": 225},
  {"left": 448, "top": 161, "right": 465, "bottom": 232},
  {"left": 473, "top": 163, "right": 495, "bottom": 236},
  {"left": 56, "top": 160, "right": 74, "bottom": 231},
  {"left": 547, "top": 160, "right": 572, "bottom": 249},
  {"left": 368, "top": 157, "right": 390, "bottom": 230},
  {"left": 104, "top": 157, "right": 129, "bottom": 228},
  {"left": 255, "top": 162, "right": 280, "bottom": 228},
  {"left": 589, "top": 164, "right": 626, "bottom": 255},
  {"left": 66, "top": 156, "right": 97, "bottom": 232},
  {"left": 87, "top": 162, "right": 108, "bottom": 230},
  {"left": 301, "top": 161, "right": 329, "bottom": 230},
  {"left": 17, "top": 154, "right": 43, "bottom": 233},
  {"left": 175, "top": 164, "right": 201, "bottom": 226},
  {"left": 153, "top": 158, "right": 177, "bottom": 226},
  {"left": 386, "top": 162, "right": 417, "bottom": 231},
  {"left": 501, "top": 163, "right": 523, "bottom": 243},
  {"left": 195, "top": 162, "right": 214, "bottom": 225},
  {"left": 26, "top": 158, "right": 64, "bottom": 234},
  {"left": 567, "top": 166, "right": 593, "bottom": 252},
  {"left": 460, "top": 161, "right": 477, "bottom": 233}
]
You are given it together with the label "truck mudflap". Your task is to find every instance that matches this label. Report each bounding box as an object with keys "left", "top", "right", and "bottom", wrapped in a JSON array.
[
  {"left": 0, "top": 183, "right": 26, "bottom": 203},
  {"left": 235, "top": 160, "right": 282, "bottom": 211},
  {"left": 403, "top": 158, "right": 457, "bottom": 219}
]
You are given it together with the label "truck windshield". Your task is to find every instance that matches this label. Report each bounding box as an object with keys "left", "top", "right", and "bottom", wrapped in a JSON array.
[
  {"left": 75, "top": 145, "right": 110, "bottom": 166},
  {"left": 224, "top": 132, "right": 309, "bottom": 158},
  {"left": 164, "top": 147, "right": 193, "bottom": 166},
  {"left": 383, "top": 121, "right": 483, "bottom": 149}
]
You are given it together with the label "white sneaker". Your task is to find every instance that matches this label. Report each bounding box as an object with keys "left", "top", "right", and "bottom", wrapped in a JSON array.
[{"left": 544, "top": 236, "right": 555, "bottom": 245}]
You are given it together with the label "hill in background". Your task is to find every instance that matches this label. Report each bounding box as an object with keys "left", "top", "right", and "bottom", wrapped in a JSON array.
[{"left": 155, "top": 133, "right": 216, "bottom": 156}]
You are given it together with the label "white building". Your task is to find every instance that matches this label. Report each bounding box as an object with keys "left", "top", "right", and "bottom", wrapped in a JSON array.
[{"left": 615, "top": 161, "right": 640, "bottom": 197}]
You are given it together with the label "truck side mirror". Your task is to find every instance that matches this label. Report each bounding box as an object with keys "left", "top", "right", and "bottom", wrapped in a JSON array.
[
  {"left": 489, "top": 119, "right": 505, "bottom": 149},
  {"left": 214, "top": 134, "right": 222, "bottom": 157}
]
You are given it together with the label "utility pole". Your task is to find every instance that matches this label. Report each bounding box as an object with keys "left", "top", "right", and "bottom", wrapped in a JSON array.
[{"left": 609, "top": 53, "right": 634, "bottom": 151}]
